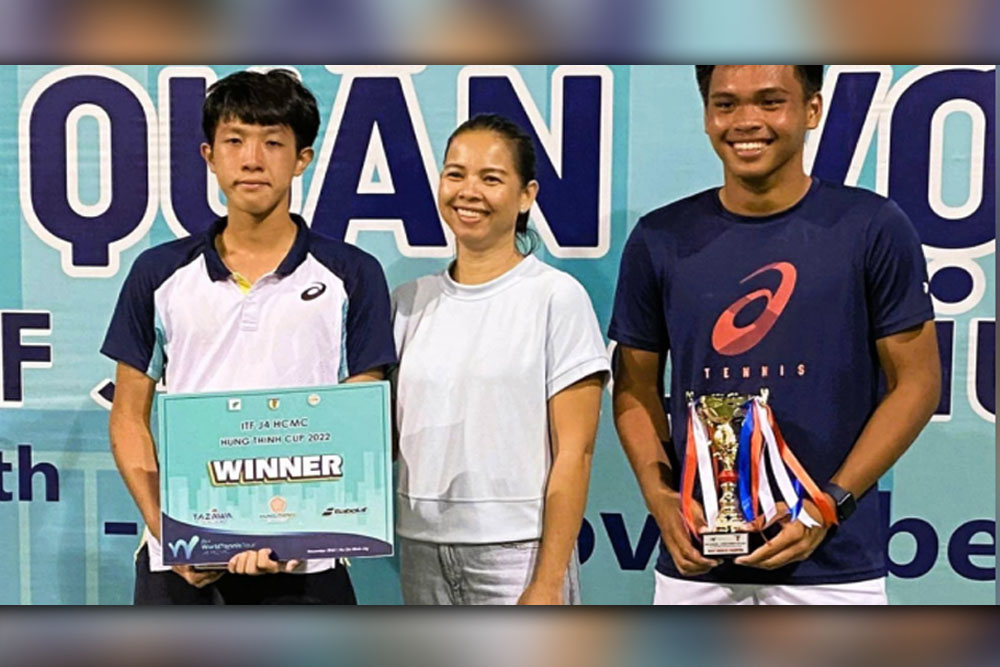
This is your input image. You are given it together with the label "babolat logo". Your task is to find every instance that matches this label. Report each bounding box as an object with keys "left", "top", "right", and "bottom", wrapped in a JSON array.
[
  {"left": 322, "top": 506, "right": 368, "bottom": 516},
  {"left": 168, "top": 535, "right": 201, "bottom": 559},
  {"left": 209, "top": 454, "right": 344, "bottom": 485},
  {"left": 192, "top": 508, "right": 234, "bottom": 523},
  {"left": 301, "top": 282, "right": 327, "bottom": 301}
]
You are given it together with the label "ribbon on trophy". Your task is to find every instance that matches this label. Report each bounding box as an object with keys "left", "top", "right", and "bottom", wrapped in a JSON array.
[{"left": 681, "top": 391, "right": 837, "bottom": 541}]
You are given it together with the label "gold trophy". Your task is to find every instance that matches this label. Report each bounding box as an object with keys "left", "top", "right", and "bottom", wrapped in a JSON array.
[{"left": 690, "top": 391, "right": 756, "bottom": 557}]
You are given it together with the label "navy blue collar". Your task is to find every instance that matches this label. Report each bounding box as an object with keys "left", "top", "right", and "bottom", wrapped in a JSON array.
[{"left": 203, "top": 214, "right": 311, "bottom": 281}]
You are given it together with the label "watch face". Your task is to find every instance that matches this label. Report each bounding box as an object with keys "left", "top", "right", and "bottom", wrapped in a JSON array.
[{"left": 838, "top": 493, "right": 856, "bottom": 520}]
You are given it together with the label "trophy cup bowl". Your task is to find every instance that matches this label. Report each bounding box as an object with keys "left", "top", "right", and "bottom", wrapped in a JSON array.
[{"left": 697, "top": 393, "right": 753, "bottom": 558}]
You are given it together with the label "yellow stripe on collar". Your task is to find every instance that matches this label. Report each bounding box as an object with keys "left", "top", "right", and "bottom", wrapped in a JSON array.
[{"left": 231, "top": 272, "right": 252, "bottom": 294}]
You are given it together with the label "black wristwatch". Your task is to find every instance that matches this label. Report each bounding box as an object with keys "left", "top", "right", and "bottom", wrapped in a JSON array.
[{"left": 822, "top": 482, "right": 856, "bottom": 522}]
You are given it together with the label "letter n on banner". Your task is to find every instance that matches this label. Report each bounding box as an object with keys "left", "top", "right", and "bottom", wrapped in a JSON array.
[{"left": 459, "top": 66, "right": 613, "bottom": 258}]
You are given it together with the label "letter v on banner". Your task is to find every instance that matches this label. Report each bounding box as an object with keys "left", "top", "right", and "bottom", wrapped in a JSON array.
[
  {"left": 803, "top": 65, "right": 893, "bottom": 185},
  {"left": 458, "top": 66, "right": 613, "bottom": 258}
]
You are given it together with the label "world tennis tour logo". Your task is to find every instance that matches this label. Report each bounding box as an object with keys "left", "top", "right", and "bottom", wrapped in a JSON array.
[
  {"left": 711, "top": 261, "right": 797, "bottom": 356},
  {"left": 167, "top": 535, "right": 200, "bottom": 560}
]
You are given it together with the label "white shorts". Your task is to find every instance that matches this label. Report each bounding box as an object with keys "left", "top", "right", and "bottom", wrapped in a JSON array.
[{"left": 653, "top": 570, "right": 887, "bottom": 605}]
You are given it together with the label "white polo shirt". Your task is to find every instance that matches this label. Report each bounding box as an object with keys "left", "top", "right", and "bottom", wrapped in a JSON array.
[
  {"left": 102, "top": 214, "right": 396, "bottom": 573},
  {"left": 392, "top": 255, "right": 610, "bottom": 544}
]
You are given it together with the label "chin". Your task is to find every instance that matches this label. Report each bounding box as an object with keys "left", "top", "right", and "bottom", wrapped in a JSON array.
[{"left": 726, "top": 163, "right": 779, "bottom": 183}]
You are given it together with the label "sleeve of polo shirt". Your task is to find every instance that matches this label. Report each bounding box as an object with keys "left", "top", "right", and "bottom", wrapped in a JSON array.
[
  {"left": 343, "top": 252, "right": 397, "bottom": 377},
  {"left": 545, "top": 277, "right": 611, "bottom": 399},
  {"left": 608, "top": 219, "right": 668, "bottom": 352},
  {"left": 100, "top": 252, "right": 166, "bottom": 381},
  {"left": 864, "top": 200, "right": 935, "bottom": 339}
]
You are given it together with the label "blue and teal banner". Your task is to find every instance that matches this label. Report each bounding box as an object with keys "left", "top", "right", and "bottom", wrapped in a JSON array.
[{"left": 0, "top": 65, "right": 993, "bottom": 603}]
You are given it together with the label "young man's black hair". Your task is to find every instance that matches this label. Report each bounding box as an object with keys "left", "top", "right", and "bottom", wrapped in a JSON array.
[
  {"left": 694, "top": 65, "right": 824, "bottom": 103},
  {"left": 202, "top": 68, "right": 320, "bottom": 151}
]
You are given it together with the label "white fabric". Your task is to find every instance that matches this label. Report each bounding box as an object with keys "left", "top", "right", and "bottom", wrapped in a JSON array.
[
  {"left": 756, "top": 401, "right": 819, "bottom": 529},
  {"left": 689, "top": 402, "right": 718, "bottom": 530},
  {"left": 392, "top": 255, "right": 610, "bottom": 544},
  {"left": 145, "top": 254, "right": 351, "bottom": 574},
  {"left": 653, "top": 571, "right": 888, "bottom": 605},
  {"left": 153, "top": 254, "right": 351, "bottom": 392},
  {"left": 750, "top": 400, "right": 778, "bottom": 525}
]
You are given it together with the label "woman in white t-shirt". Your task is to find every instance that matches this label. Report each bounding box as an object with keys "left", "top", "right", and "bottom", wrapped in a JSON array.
[{"left": 391, "top": 114, "right": 611, "bottom": 604}]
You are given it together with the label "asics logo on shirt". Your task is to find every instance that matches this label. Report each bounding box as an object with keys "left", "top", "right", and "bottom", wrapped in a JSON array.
[
  {"left": 301, "top": 282, "right": 327, "bottom": 301},
  {"left": 711, "top": 261, "right": 797, "bottom": 356}
]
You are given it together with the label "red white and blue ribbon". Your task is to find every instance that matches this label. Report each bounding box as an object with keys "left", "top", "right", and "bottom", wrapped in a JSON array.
[
  {"left": 682, "top": 396, "right": 837, "bottom": 536},
  {"left": 681, "top": 401, "right": 717, "bottom": 535}
]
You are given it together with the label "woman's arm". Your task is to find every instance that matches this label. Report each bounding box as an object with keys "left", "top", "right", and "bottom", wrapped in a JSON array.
[{"left": 518, "top": 373, "right": 604, "bottom": 604}]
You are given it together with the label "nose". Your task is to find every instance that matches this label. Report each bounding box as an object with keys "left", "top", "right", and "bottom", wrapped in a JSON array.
[
  {"left": 241, "top": 139, "right": 264, "bottom": 170},
  {"left": 455, "top": 176, "right": 483, "bottom": 202},
  {"left": 730, "top": 103, "right": 764, "bottom": 134}
]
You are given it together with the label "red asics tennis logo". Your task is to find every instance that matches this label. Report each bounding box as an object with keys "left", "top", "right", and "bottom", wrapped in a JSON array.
[{"left": 711, "top": 261, "right": 797, "bottom": 356}]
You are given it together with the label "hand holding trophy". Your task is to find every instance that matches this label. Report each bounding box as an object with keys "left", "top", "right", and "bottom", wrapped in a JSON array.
[{"left": 681, "top": 389, "right": 837, "bottom": 560}]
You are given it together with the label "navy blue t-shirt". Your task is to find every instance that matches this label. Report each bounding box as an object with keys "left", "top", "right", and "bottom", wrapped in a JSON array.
[{"left": 609, "top": 179, "right": 934, "bottom": 585}]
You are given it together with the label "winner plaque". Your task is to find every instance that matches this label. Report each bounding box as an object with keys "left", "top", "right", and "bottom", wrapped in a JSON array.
[{"left": 157, "top": 383, "right": 393, "bottom": 566}]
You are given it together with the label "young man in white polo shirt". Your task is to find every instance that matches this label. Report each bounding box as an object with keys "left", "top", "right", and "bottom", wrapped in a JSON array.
[{"left": 102, "top": 69, "right": 396, "bottom": 604}]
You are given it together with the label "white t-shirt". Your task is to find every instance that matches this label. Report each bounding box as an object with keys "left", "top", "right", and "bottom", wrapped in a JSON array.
[{"left": 391, "top": 255, "right": 611, "bottom": 544}]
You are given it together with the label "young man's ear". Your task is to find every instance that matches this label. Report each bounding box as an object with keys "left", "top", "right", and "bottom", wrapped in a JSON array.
[
  {"left": 805, "top": 93, "right": 823, "bottom": 131},
  {"left": 294, "top": 147, "right": 315, "bottom": 176},
  {"left": 201, "top": 142, "right": 216, "bottom": 173}
]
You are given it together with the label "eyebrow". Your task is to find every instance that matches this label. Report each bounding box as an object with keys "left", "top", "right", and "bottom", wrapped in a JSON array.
[
  {"left": 442, "top": 163, "right": 510, "bottom": 174},
  {"left": 219, "top": 123, "right": 286, "bottom": 134},
  {"left": 710, "top": 86, "right": 792, "bottom": 99},
  {"left": 754, "top": 87, "right": 791, "bottom": 96}
]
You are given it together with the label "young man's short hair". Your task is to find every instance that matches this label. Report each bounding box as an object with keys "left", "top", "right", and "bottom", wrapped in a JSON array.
[
  {"left": 694, "top": 66, "right": 824, "bottom": 103},
  {"left": 202, "top": 68, "right": 320, "bottom": 151}
]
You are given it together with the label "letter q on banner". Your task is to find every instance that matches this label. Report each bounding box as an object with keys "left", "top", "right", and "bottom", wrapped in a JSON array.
[{"left": 19, "top": 66, "right": 158, "bottom": 278}]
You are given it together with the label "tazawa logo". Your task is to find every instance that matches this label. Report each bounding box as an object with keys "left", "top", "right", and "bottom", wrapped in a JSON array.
[
  {"left": 192, "top": 508, "right": 233, "bottom": 524},
  {"left": 712, "top": 261, "right": 797, "bottom": 356},
  {"left": 301, "top": 282, "right": 327, "bottom": 301}
]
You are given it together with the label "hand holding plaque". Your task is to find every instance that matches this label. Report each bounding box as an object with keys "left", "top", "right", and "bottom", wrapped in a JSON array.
[{"left": 681, "top": 389, "right": 837, "bottom": 560}]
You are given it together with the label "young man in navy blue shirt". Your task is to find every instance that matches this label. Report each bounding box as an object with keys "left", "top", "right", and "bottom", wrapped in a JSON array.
[
  {"left": 103, "top": 69, "right": 396, "bottom": 604},
  {"left": 610, "top": 65, "right": 940, "bottom": 604}
]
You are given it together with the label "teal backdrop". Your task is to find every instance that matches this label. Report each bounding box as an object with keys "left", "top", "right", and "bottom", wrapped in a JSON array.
[{"left": 0, "top": 65, "right": 994, "bottom": 604}]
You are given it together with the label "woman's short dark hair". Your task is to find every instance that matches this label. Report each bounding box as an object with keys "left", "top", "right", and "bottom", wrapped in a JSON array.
[
  {"left": 202, "top": 68, "right": 320, "bottom": 152},
  {"left": 445, "top": 113, "right": 540, "bottom": 254},
  {"left": 694, "top": 66, "right": 824, "bottom": 104}
]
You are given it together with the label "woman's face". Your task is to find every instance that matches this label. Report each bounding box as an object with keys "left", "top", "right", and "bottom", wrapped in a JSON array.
[{"left": 438, "top": 129, "right": 537, "bottom": 253}]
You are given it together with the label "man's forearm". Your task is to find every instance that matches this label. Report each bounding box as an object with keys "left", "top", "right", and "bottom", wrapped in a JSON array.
[
  {"left": 613, "top": 386, "right": 675, "bottom": 513},
  {"left": 830, "top": 377, "right": 939, "bottom": 498},
  {"left": 109, "top": 415, "right": 162, "bottom": 541}
]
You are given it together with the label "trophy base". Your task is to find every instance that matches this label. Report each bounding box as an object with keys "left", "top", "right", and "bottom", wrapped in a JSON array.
[{"left": 701, "top": 531, "right": 750, "bottom": 557}]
